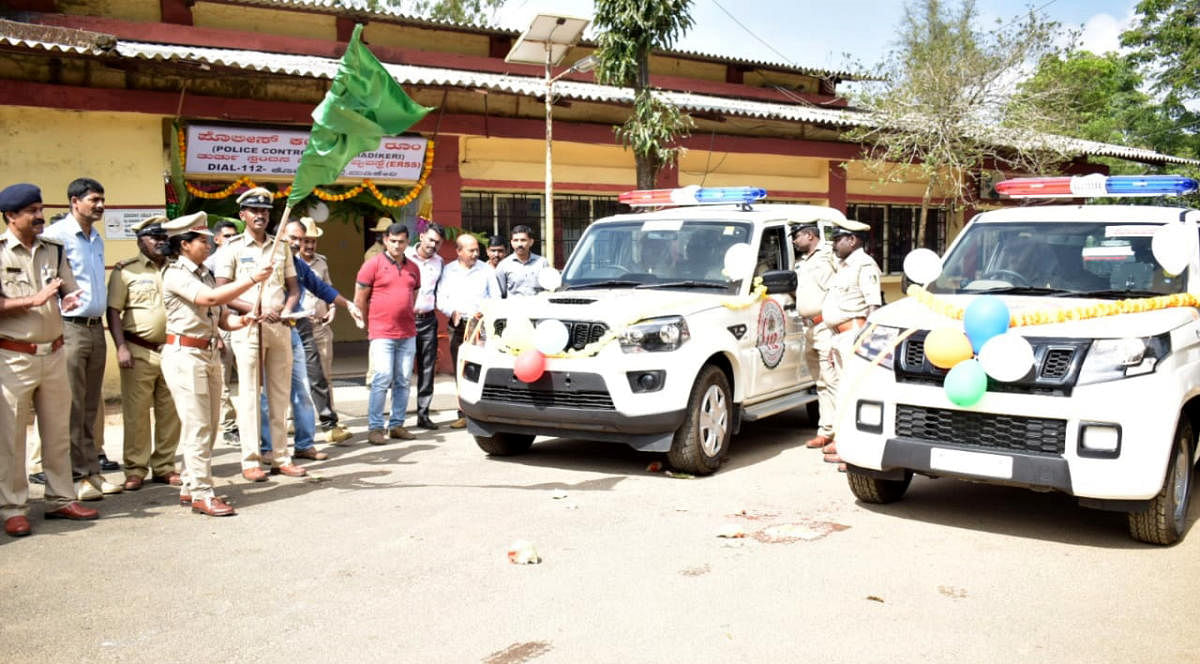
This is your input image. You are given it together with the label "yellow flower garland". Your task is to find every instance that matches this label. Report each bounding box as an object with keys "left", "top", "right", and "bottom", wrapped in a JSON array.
[
  {"left": 907, "top": 285, "right": 1200, "bottom": 326},
  {"left": 177, "top": 125, "right": 435, "bottom": 206}
]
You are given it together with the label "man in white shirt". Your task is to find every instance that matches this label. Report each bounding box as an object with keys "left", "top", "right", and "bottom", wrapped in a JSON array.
[
  {"left": 437, "top": 234, "right": 499, "bottom": 428},
  {"left": 406, "top": 222, "right": 445, "bottom": 429}
]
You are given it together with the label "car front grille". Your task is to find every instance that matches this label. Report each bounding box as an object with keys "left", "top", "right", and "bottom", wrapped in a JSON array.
[
  {"left": 493, "top": 319, "right": 609, "bottom": 352},
  {"left": 896, "top": 334, "right": 1088, "bottom": 396},
  {"left": 895, "top": 404, "right": 1066, "bottom": 455},
  {"left": 481, "top": 384, "right": 615, "bottom": 410}
]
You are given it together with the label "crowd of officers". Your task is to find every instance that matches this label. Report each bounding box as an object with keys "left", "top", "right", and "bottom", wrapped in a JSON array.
[
  {"left": 0, "top": 175, "right": 880, "bottom": 536},
  {"left": 791, "top": 217, "right": 883, "bottom": 472},
  {"left": 0, "top": 179, "right": 545, "bottom": 536}
]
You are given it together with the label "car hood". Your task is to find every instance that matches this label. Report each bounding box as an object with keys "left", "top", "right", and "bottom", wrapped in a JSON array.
[
  {"left": 485, "top": 288, "right": 728, "bottom": 326},
  {"left": 872, "top": 294, "right": 1199, "bottom": 338}
]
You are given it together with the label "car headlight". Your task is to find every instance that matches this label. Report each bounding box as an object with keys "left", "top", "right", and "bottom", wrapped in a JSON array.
[
  {"left": 852, "top": 324, "right": 902, "bottom": 369},
  {"left": 620, "top": 316, "right": 690, "bottom": 353},
  {"left": 1076, "top": 333, "right": 1170, "bottom": 385}
]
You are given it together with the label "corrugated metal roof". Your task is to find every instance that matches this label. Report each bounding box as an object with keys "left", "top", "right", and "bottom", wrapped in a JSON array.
[
  {"left": 1, "top": 28, "right": 1191, "bottom": 166},
  {"left": 217, "top": 0, "right": 871, "bottom": 80}
]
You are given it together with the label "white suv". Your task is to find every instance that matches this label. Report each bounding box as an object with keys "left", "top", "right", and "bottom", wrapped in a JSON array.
[
  {"left": 837, "top": 175, "right": 1200, "bottom": 544},
  {"left": 457, "top": 187, "right": 842, "bottom": 474}
]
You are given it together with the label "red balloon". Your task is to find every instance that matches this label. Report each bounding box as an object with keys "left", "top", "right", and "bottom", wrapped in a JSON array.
[{"left": 513, "top": 349, "right": 546, "bottom": 383}]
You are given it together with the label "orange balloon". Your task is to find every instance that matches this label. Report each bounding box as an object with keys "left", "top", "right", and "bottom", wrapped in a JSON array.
[{"left": 924, "top": 327, "right": 974, "bottom": 369}]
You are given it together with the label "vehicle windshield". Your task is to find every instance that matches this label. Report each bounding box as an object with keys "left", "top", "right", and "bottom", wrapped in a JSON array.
[
  {"left": 929, "top": 221, "right": 1187, "bottom": 297},
  {"left": 562, "top": 220, "right": 752, "bottom": 292}
]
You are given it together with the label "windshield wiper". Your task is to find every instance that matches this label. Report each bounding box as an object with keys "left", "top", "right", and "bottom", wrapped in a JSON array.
[
  {"left": 563, "top": 279, "right": 642, "bottom": 290},
  {"left": 634, "top": 280, "right": 730, "bottom": 290},
  {"left": 1068, "top": 288, "right": 1172, "bottom": 299},
  {"left": 967, "top": 286, "right": 1075, "bottom": 296}
]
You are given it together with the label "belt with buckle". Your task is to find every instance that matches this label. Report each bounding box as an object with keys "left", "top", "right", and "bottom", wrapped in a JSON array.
[
  {"left": 802, "top": 313, "right": 823, "bottom": 327},
  {"left": 124, "top": 332, "right": 163, "bottom": 352},
  {"left": 834, "top": 317, "right": 867, "bottom": 334},
  {"left": 63, "top": 316, "right": 103, "bottom": 326},
  {"left": 0, "top": 336, "right": 64, "bottom": 356},
  {"left": 415, "top": 311, "right": 436, "bottom": 319},
  {"left": 165, "top": 333, "right": 216, "bottom": 349}
]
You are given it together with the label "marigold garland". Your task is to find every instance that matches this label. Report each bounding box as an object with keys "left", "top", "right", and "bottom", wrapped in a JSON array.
[
  {"left": 907, "top": 284, "right": 1200, "bottom": 327},
  {"left": 177, "top": 125, "right": 435, "bottom": 206}
]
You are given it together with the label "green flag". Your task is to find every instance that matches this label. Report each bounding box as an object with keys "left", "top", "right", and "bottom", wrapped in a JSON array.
[{"left": 288, "top": 24, "right": 433, "bottom": 207}]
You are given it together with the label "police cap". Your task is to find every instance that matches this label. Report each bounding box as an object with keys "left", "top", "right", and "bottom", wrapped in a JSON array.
[
  {"left": 236, "top": 187, "right": 274, "bottom": 209},
  {"left": 0, "top": 183, "right": 42, "bottom": 212}
]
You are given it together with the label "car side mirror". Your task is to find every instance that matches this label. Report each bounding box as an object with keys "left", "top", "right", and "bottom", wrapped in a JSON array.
[{"left": 761, "top": 269, "right": 797, "bottom": 295}]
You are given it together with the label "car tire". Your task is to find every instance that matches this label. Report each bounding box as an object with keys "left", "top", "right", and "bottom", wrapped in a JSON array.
[
  {"left": 1128, "top": 418, "right": 1194, "bottom": 545},
  {"left": 847, "top": 468, "right": 912, "bottom": 504},
  {"left": 474, "top": 432, "right": 535, "bottom": 457},
  {"left": 667, "top": 365, "right": 732, "bottom": 476}
]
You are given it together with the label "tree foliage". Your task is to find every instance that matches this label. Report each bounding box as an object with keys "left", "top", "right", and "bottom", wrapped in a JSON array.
[
  {"left": 846, "top": 0, "right": 1075, "bottom": 245},
  {"left": 593, "top": 0, "right": 695, "bottom": 189},
  {"left": 1015, "top": 50, "right": 1185, "bottom": 175},
  {"left": 1121, "top": 0, "right": 1200, "bottom": 103},
  {"left": 373, "top": 0, "right": 504, "bottom": 24}
]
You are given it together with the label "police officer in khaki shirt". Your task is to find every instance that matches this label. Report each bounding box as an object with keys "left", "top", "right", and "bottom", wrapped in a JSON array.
[
  {"left": 820, "top": 217, "right": 882, "bottom": 468},
  {"left": 297, "top": 218, "right": 350, "bottom": 443},
  {"left": 0, "top": 183, "right": 99, "bottom": 537},
  {"left": 212, "top": 187, "right": 301, "bottom": 481},
  {"left": 364, "top": 216, "right": 392, "bottom": 262},
  {"left": 106, "top": 216, "right": 181, "bottom": 491},
  {"left": 160, "top": 212, "right": 272, "bottom": 516},
  {"left": 791, "top": 221, "right": 838, "bottom": 450}
]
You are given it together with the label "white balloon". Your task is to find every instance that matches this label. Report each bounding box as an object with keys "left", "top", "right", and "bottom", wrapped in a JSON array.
[
  {"left": 903, "top": 248, "right": 942, "bottom": 285},
  {"left": 532, "top": 319, "right": 570, "bottom": 354},
  {"left": 307, "top": 201, "right": 330, "bottom": 222},
  {"left": 537, "top": 267, "right": 563, "bottom": 292},
  {"left": 1151, "top": 223, "right": 1194, "bottom": 276},
  {"left": 978, "top": 333, "right": 1034, "bottom": 382},
  {"left": 723, "top": 243, "right": 753, "bottom": 280}
]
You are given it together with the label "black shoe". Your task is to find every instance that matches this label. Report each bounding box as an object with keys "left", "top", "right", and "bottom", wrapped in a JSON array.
[
  {"left": 27, "top": 472, "right": 46, "bottom": 485},
  {"left": 98, "top": 454, "right": 120, "bottom": 471},
  {"left": 416, "top": 416, "right": 438, "bottom": 430}
]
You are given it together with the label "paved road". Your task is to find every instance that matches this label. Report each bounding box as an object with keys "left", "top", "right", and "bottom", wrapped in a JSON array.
[{"left": 3, "top": 384, "right": 1198, "bottom": 663}]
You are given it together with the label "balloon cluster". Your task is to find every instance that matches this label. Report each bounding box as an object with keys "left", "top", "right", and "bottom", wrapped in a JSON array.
[
  {"left": 501, "top": 318, "right": 572, "bottom": 383},
  {"left": 923, "top": 296, "right": 1035, "bottom": 407}
]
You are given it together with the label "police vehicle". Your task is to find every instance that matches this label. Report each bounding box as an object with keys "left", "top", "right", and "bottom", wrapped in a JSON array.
[
  {"left": 835, "top": 174, "right": 1200, "bottom": 544},
  {"left": 457, "top": 186, "right": 840, "bottom": 474}
]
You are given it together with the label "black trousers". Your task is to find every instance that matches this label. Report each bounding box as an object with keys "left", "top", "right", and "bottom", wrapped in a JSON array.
[
  {"left": 414, "top": 313, "right": 438, "bottom": 418},
  {"left": 448, "top": 319, "right": 466, "bottom": 417},
  {"left": 294, "top": 318, "right": 337, "bottom": 428}
]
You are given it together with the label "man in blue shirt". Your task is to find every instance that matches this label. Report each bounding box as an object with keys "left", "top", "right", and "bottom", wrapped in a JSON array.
[
  {"left": 258, "top": 219, "right": 361, "bottom": 462},
  {"left": 43, "top": 178, "right": 122, "bottom": 500}
]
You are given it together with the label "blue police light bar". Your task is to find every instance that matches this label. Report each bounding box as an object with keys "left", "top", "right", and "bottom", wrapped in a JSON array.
[
  {"left": 619, "top": 185, "right": 768, "bottom": 206},
  {"left": 997, "top": 174, "right": 1198, "bottom": 198}
]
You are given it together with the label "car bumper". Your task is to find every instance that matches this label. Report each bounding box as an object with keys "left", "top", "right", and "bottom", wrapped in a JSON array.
[{"left": 836, "top": 357, "right": 1178, "bottom": 500}]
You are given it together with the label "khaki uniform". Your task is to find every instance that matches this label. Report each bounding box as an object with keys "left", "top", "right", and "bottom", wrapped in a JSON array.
[
  {"left": 0, "top": 231, "right": 78, "bottom": 518},
  {"left": 795, "top": 244, "right": 838, "bottom": 438},
  {"left": 160, "top": 256, "right": 223, "bottom": 501},
  {"left": 212, "top": 233, "right": 296, "bottom": 470},
  {"left": 823, "top": 247, "right": 883, "bottom": 437},
  {"left": 364, "top": 241, "right": 384, "bottom": 262},
  {"left": 107, "top": 254, "right": 180, "bottom": 480},
  {"left": 307, "top": 253, "right": 336, "bottom": 410}
]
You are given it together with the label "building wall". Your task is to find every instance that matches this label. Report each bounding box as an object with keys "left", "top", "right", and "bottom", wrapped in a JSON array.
[{"left": 191, "top": 2, "right": 337, "bottom": 40}]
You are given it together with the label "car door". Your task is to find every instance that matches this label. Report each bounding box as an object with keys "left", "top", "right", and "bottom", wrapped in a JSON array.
[{"left": 746, "top": 223, "right": 805, "bottom": 399}]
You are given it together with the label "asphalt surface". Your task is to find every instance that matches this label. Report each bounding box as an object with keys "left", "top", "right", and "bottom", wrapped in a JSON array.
[{"left": 3, "top": 381, "right": 1199, "bottom": 663}]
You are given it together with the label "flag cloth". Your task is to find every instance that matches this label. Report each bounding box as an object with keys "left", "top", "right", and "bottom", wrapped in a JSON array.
[{"left": 288, "top": 24, "right": 433, "bottom": 207}]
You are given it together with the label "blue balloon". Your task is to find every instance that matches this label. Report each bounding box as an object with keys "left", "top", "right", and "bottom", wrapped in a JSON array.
[{"left": 963, "top": 296, "right": 1010, "bottom": 352}]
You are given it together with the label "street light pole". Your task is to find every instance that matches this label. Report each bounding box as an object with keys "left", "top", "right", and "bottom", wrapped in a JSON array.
[{"left": 544, "top": 41, "right": 555, "bottom": 267}]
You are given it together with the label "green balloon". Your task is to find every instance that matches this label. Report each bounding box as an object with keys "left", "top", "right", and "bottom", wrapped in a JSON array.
[{"left": 944, "top": 359, "right": 987, "bottom": 406}]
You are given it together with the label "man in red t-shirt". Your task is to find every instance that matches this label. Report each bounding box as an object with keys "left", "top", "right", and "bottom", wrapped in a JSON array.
[{"left": 354, "top": 223, "right": 421, "bottom": 444}]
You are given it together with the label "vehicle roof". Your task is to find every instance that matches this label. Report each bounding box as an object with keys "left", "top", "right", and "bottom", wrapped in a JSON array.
[
  {"left": 594, "top": 203, "right": 848, "bottom": 226},
  {"left": 974, "top": 204, "right": 1196, "bottom": 224}
]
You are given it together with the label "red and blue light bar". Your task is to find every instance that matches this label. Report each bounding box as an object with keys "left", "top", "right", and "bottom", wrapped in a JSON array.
[
  {"left": 996, "top": 174, "right": 1198, "bottom": 199},
  {"left": 618, "top": 185, "right": 768, "bottom": 207}
]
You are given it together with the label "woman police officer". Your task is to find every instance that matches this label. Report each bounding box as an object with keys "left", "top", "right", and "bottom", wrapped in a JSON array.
[{"left": 160, "top": 212, "right": 272, "bottom": 516}]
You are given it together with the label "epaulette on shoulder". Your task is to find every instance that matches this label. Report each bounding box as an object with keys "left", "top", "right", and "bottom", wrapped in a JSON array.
[
  {"left": 39, "top": 236, "right": 63, "bottom": 246},
  {"left": 315, "top": 252, "right": 327, "bottom": 261},
  {"left": 113, "top": 256, "right": 138, "bottom": 270}
]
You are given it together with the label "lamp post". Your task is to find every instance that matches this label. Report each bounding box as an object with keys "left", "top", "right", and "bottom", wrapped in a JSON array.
[{"left": 505, "top": 14, "right": 591, "bottom": 267}]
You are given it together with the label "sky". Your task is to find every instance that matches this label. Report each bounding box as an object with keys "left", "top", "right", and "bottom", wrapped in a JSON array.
[{"left": 490, "top": 0, "right": 1142, "bottom": 75}]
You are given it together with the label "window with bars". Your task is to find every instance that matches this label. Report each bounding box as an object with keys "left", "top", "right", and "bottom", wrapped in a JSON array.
[
  {"left": 459, "top": 191, "right": 625, "bottom": 265},
  {"left": 848, "top": 203, "right": 947, "bottom": 274}
]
